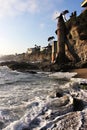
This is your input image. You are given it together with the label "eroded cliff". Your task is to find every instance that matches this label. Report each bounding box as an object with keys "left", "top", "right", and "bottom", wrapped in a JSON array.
[{"left": 66, "top": 10, "right": 87, "bottom": 62}]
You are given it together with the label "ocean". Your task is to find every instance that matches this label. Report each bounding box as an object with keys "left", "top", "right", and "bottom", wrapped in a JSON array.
[{"left": 0, "top": 65, "right": 87, "bottom": 130}]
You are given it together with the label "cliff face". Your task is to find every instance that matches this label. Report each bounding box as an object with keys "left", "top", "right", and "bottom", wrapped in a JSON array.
[
  {"left": 27, "top": 9, "right": 87, "bottom": 63},
  {"left": 0, "top": 11, "right": 87, "bottom": 64},
  {"left": 66, "top": 10, "right": 87, "bottom": 62},
  {"left": 25, "top": 50, "right": 51, "bottom": 63},
  {"left": 66, "top": 26, "right": 87, "bottom": 61}
]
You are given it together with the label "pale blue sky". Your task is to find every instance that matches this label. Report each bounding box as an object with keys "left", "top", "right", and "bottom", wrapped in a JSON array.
[{"left": 0, "top": 0, "right": 83, "bottom": 55}]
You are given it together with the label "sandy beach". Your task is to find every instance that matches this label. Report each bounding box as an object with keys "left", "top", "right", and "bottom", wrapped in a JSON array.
[{"left": 70, "top": 68, "right": 87, "bottom": 79}]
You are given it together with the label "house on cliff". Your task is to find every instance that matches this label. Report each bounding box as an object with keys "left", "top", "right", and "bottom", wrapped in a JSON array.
[{"left": 27, "top": 48, "right": 36, "bottom": 54}]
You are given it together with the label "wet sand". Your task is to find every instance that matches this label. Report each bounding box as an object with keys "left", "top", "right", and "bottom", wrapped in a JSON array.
[{"left": 70, "top": 68, "right": 87, "bottom": 79}]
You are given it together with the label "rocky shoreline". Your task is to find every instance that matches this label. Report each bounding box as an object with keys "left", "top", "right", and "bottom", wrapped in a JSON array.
[
  {"left": 0, "top": 60, "right": 87, "bottom": 75},
  {"left": 0, "top": 60, "right": 87, "bottom": 129},
  {"left": 3, "top": 74, "right": 87, "bottom": 130},
  {"left": 22, "top": 78, "right": 87, "bottom": 130},
  {"left": 39, "top": 81, "right": 87, "bottom": 130},
  {"left": 0, "top": 5, "right": 87, "bottom": 130}
]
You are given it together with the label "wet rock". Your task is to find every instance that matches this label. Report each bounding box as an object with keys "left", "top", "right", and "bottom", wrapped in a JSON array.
[
  {"left": 53, "top": 111, "right": 82, "bottom": 130},
  {"left": 29, "top": 118, "right": 41, "bottom": 129},
  {"left": 7, "top": 62, "right": 39, "bottom": 71},
  {"left": 0, "top": 61, "right": 39, "bottom": 72},
  {"left": 49, "top": 95, "right": 70, "bottom": 108},
  {"left": 56, "top": 89, "right": 63, "bottom": 98},
  {"left": 75, "top": 61, "right": 87, "bottom": 69},
  {"left": 81, "top": 109, "right": 87, "bottom": 129},
  {"left": 48, "top": 95, "right": 73, "bottom": 118},
  {"left": 0, "top": 121, "right": 4, "bottom": 129},
  {"left": 24, "top": 70, "right": 37, "bottom": 74},
  {"left": 73, "top": 98, "right": 84, "bottom": 111},
  {"left": 49, "top": 88, "right": 64, "bottom": 98},
  {"left": 22, "top": 128, "right": 30, "bottom": 130}
]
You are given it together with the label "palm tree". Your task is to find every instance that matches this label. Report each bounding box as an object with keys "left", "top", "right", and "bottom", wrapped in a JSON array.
[
  {"left": 62, "top": 10, "right": 69, "bottom": 21},
  {"left": 55, "top": 10, "right": 69, "bottom": 21},
  {"left": 48, "top": 36, "right": 55, "bottom": 42}
]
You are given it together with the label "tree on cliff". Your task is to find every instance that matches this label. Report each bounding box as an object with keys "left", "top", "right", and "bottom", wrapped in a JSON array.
[{"left": 48, "top": 36, "right": 55, "bottom": 42}]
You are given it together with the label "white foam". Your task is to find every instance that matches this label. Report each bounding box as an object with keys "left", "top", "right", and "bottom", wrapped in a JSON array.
[
  {"left": 49, "top": 72, "right": 77, "bottom": 79},
  {"left": 1, "top": 66, "right": 87, "bottom": 130},
  {"left": 3, "top": 120, "right": 29, "bottom": 130},
  {"left": 71, "top": 78, "right": 87, "bottom": 84},
  {"left": 3, "top": 103, "right": 48, "bottom": 130}
]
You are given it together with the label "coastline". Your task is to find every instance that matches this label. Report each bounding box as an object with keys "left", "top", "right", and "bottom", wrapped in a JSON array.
[
  {"left": 0, "top": 64, "right": 87, "bottom": 129},
  {"left": 0, "top": 61, "right": 87, "bottom": 79}
]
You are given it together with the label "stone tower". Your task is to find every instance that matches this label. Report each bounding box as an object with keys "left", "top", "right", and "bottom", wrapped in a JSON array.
[
  {"left": 56, "top": 14, "right": 67, "bottom": 64},
  {"left": 55, "top": 12, "right": 80, "bottom": 64}
]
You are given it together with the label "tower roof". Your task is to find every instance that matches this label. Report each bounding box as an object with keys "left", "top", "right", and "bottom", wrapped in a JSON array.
[{"left": 81, "top": 0, "right": 87, "bottom": 7}]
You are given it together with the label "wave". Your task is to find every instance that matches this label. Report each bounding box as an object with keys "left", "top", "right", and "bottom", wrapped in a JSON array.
[
  {"left": 1, "top": 78, "right": 87, "bottom": 129},
  {"left": 1, "top": 66, "right": 87, "bottom": 129}
]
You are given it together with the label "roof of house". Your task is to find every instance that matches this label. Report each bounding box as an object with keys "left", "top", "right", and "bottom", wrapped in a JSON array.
[{"left": 81, "top": 0, "right": 87, "bottom": 7}]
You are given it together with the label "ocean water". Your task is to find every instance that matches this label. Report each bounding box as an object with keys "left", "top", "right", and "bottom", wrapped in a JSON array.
[
  {"left": 0, "top": 66, "right": 86, "bottom": 130},
  {"left": 0, "top": 66, "right": 64, "bottom": 129}
]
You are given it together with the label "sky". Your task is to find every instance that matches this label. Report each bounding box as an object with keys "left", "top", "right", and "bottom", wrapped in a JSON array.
[{"left": 0, "top": 0, "right": 83, "bottom": 55}]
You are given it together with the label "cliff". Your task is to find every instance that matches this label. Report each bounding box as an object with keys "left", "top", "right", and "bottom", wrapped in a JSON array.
[
  {"left": 25, "top": 10, "right": 87, "bottom": 63},
  {"left": 66, "top": 10, "right": 87, "bottom": 62},
  {"left": 0, "top": 10, "right": 87, "bottom": 68},
  {"left": 25, "top": 49, "right": 51, "bottom": 63}
]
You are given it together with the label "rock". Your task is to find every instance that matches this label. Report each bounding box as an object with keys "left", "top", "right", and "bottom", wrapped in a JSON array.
[
  {"left": 0, "top": 61, "right": 16, "bottom": 66},
  {"left": 73, "top": 98, "right": 84, "bottom": 111},
  {"left": 56, "top": 90, "right": 63, "bottom": 98},
  {"left": 48, "top": 95, "right": 73, "bottom": 118},
  {"left": 49, "top": 95, "right": 70, "bottom": 108},
  {"left": 53, "top": 111, "right": 82, "bottom": 130},
  {"left": 0, "top": 121, "right": 4, "bottom": 129},
  {"left": 82, "top": 109, "right": 87, "bottom": 129},
  {"left": 7, "top": 62, "right": 39, "bottom": 71},
  {"left": 0, "top": 61, "right": 39, "bottom": 72},
  {"left": 49, "top": 88, "right": 64, "bottom": 98},
  {"left": 22, "top": 70, "right": 37, "bottom": 74},
  {"left": 22, "top": 128, "right": 30, "bottom": 130}
]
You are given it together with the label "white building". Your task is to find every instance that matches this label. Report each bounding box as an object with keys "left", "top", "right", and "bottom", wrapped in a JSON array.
[{"left": 27, "top": 48, "right": 35, "bottom": 54}]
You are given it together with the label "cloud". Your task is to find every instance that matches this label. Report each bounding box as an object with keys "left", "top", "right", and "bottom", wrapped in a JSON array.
[
  {"left": 16, "top": 0, "right": 38, "bottom": 13},
  {"left": 0, "top": 0, "right": 39, "bottom": 17},
  {"left": 0, "top": 0, "right": 65, "bottom": 18}
]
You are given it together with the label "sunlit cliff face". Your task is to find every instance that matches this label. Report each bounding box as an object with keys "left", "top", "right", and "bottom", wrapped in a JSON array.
[
  {"left": 81, "top": 0, "right": 87, "bottom": 7},
  {"left": 70, "top": 26, "right": 79, "bottom": 40}
]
